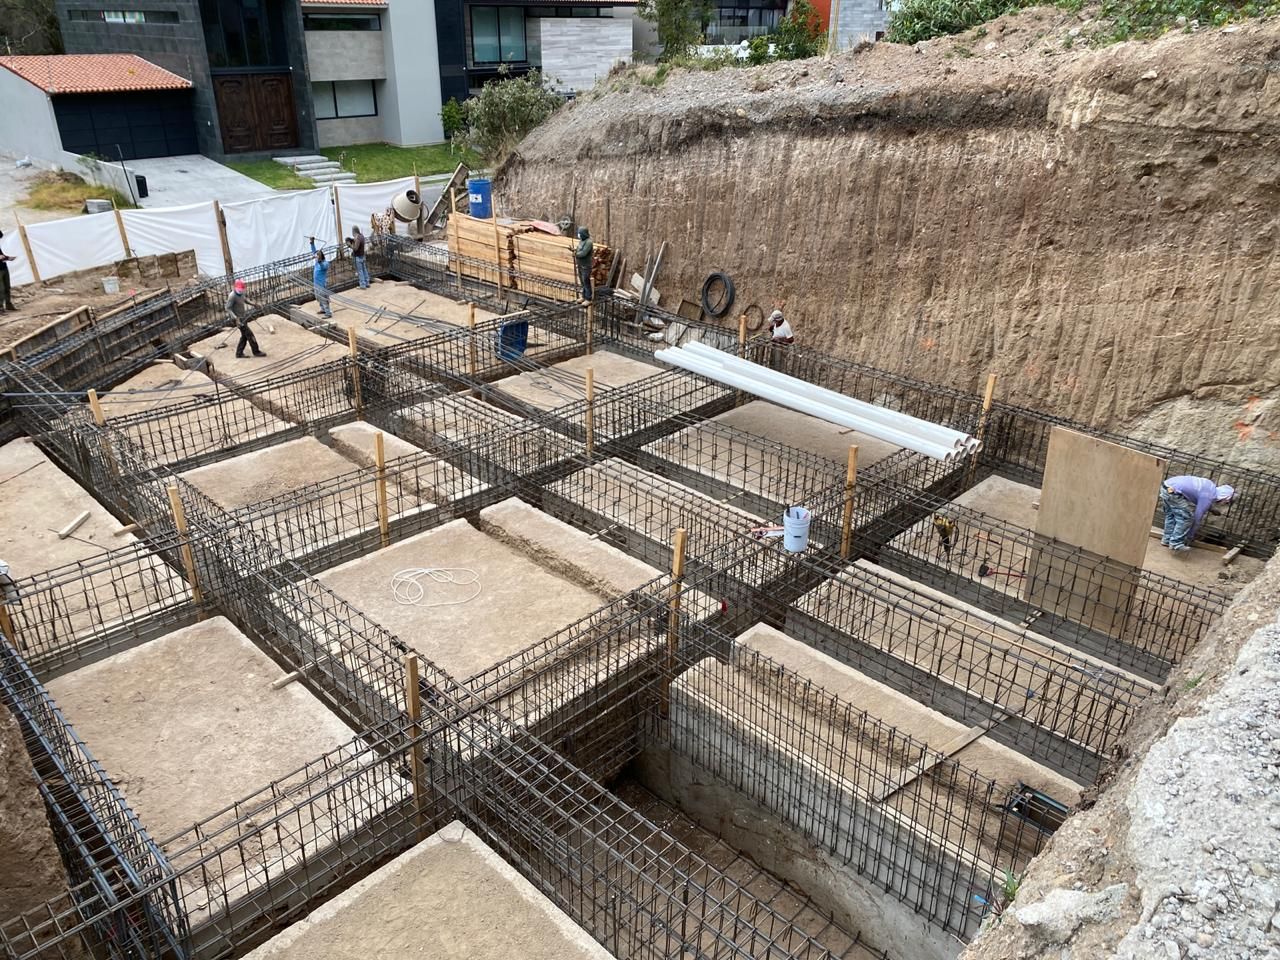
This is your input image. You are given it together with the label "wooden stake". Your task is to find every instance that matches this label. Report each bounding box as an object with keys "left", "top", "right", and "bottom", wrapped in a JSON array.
[
  {"left": 738, "top": 312, "right": 747, "bottom": 353},
  {"left": 827, "top": 0, "right": 842, "bottom": 56},
  {"left": 375, "top": 430, "right": 390, "bottom": 548},
  {"left": 586, "top": 300, "right": 595, "bottom": 355},
  {"left": 333, "top": 185, "right": 345, "bottom": 258},
  {"left": 450, "top": 216, "right": 463, "bottom": 292},
  {"left": 57, "top": 510, "right": 91, "bottom": 540},
  {"left": 966, "top": 372, "right": 997, "bottom": 487},
  {"left": 661, "top": 527, "right": 688, "bottom": 717},
  {"left": 603, "top": 197, "right": 611, "bottom": 245},
  {"left": 112, "top": 200, "right": 132, "bottom": 258},
  {"left": 414, "top": 170, "right": 423, "bottom": 238},
  {"left": 840, "top": 445, "right": 858, "bottom": 560},
  {"left": 585, "top": 367, "right": 595, "bottom": 458},
  {"left": 166, "top": 484, "right": 204, "bottom": 610},
  {"left": 404, "top": 653, "right": 427, "bottom": 838},
  {"left": 467, "top": 303, "right": 477, "bottom": 380},
  {"left": 86, "top": 388, "right": 105, "bottom": 425},
  {"left": 347, "top": 327, "right": 363, "bottom": 415},
  {"left": 0, "top": 601, "right": 18, "bottom": 650},
  {"left": 212, "top": 200, "right": 234, "bottom": 276},
  {"left": 15, "top": 215, "right": 40, "bottom": 284},
  {"left": 492, "top": 207, "right": 504, "bottom": 295}
]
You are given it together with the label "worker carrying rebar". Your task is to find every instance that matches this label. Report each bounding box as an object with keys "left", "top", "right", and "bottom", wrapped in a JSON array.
[
  {"left": 225, "top": 279, "right": 266, "bottom": 358},
  {"left": 1159, "top": 475, "right": 1235, "bottom": 552},
  {"left": 574, "top": 226, "right": 594, "bottom": 302},
  {"left": 308, "top": 237, "right": 333, "bottom": 318}
]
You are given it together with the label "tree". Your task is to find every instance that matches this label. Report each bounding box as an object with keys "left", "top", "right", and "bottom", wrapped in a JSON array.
[
  {"left": 772, "top": 0, "right": 824, "bottom": 59},
  {"left": 440, "top": 97, "right": 466, "bottom": 148},
  {"left": 638, "top": 0, "right": 711, "bottom": 59},
  {"left": 462, "top": 69, "right": 562, "bottom": 164},
  {"left": 0, "top": 0, "right": 63, "bottom": 53}
]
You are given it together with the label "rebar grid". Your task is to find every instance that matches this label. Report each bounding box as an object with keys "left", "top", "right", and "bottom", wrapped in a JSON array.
[
  {"left": 776, "top": 556, "right": 1152, "bottom": 784},
  {"left": 664, "top": 641, "right": 1061, "bottom": 940},
  {"left": 0, "top": 641, "right": 187, "bottom": 958},
  {"left": 853, "top": 482, "right": 1227, "bottom": 679}
]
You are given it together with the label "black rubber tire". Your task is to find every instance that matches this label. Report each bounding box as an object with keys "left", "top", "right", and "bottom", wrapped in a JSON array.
[
  {"left": 701, "top": 272, "right": 736, "bottom": 319},
  {"left": 743, "top": 303, "right": 766, "bottom": 333}
]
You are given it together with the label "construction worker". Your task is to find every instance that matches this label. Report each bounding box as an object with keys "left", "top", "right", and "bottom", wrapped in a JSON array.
[
  {"left": 574, "top": 226, "right": 594, "bottom": 302},
  {"left": 768, "top": 309, "right": 794, "bottom": 344},
  {"left": 308, "top": 237, "right": 332, "bottom": 318},
  {"left": 225, "top": 279, "right": 266, "bottom": 358},
  {"left": 0, "top": 230, "right": 17, "bottom": 312},
  {"left": 347, "top": 226, "right": 369, "bottom": 289},
  {"left": 1159, "top": 475, "right": 1235, "bottom": 552}
]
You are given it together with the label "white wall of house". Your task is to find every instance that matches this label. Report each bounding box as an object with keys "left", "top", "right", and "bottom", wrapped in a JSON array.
[
  {"left": 381, "top": 1, "right": 445, "bottom": 145},
  {"left": 834, "top": 0, "right": 887, "bottom": 47},
  {"left": 610, "top": 7, "right": 658, "bottom": 60},
  {"left": 306, "top": 30, "right": 388, "bottom": 80},
  {"left": 0, "top": 71, "right": 65, "bottom": 168},
  {"left": 537, "top": 17, "right": 632, "bottom": 93}
]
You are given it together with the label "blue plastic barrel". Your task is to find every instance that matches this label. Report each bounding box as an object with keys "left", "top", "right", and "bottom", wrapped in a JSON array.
[
  {"left": 467, "top": 177, "right": 493, "bottom": 219},
  {"left": 496, "top": 319, "right": 529, "bottom": 361}
]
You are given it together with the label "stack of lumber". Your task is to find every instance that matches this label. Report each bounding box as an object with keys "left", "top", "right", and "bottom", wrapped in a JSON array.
[{"left": 446, "top": 212, "right": 613, "bottom": 302}]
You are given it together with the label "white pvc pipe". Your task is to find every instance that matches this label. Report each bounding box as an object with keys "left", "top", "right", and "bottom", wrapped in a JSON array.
[
  {"left": 656, "top": 349, "right": 963, "bottom": 462},
  {"left": 683, "top": 343, "right": 974, "bottom": 450}
]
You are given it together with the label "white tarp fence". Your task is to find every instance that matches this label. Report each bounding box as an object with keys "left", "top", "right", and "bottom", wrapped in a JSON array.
[
  {"left": 10, "top": 177, "right": 416, "bottom": 288},
  {"left": 222, "top": 187, "right": 336, "bottom": 276},
  {"left": 120, "top": 202, "right": 226, "bottom": 278},
  {"left": 25, "top": 213, "right": 126, "bottom": 281},
  {"left": 1, "top": 228, "right": 35, "bottom": 287}
]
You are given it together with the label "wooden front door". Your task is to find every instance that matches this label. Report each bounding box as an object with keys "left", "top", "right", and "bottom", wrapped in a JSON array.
[{"left": 213, "top": 73, "right": 299, "bottom": 153}]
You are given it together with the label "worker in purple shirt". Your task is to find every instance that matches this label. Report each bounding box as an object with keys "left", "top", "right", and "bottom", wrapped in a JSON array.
[{"left": 1159, "top": 475, "right": 1235, "bottom": 552}]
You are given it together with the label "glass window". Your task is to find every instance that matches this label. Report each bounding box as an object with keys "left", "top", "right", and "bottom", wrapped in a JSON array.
[
  {"left": 499, "top": 6, "right": 525, "bottom": 61},
  {"left": 334, "top": 79, "right": 376, "bottom": 117},
  {"left": 303, "top": 13, "right": 381, "bottom": 30},
  {"left": 313, "top": 81, "right": 336, "bottom": 119},
  {"left": 471, "top": 7, "right": 500, "bottom": 63}
]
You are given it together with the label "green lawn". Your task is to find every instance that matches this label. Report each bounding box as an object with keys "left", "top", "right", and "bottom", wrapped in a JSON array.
[
  {"left": 320, "top": 143, "right": 481, "bottom": 182},
  {"left": 226, "top": 159, "right": 314, "bottom": 190}
]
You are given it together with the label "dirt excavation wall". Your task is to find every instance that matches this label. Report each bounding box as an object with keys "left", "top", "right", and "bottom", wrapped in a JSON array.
[
  {"left": 498, "top": 15, "right": 1280, "bottom": 470},
  {"left": 0, "top": 706, "right": 71, "bottom": 928}
]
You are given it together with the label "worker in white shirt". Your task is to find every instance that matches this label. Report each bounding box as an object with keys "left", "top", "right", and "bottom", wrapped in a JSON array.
[{"left": 768, "top": 309, "right": 794, "bottom": 344}]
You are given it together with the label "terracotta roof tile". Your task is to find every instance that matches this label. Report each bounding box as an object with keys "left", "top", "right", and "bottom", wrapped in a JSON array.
[
  {"left": 0, "top": 54, "right": 192, "bottom": 95},
  {"left": 301, "top": 0, "right": 387, "bottom": 6}
]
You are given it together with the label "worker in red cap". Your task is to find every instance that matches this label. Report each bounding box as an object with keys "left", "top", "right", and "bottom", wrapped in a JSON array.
[{"left": 225, "top": 278, "right": 265, "bottom": 358}]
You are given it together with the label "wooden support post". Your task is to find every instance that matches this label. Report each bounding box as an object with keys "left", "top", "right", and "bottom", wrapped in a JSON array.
[
  {"left": 112, "top": 200, "right": 132, "bottom": 258},
  {"left": 15, "top": 216, "right": 40, "bottom": 284},
  {"left": 0, "top": 601, "right": 18, "bottom": 650},
  {"left": 404, "top": 653, "right": 427, "bottom": 838},
  {"left": 333, "top": 185, "right": 345, "bottom": 258},
  {"left": 738, "top": 312, "right": 747, "bottom": 354},
  {"left": 492, "top": 207, "right": 504, "bottom": 295},
  {"left": 375, "top": 430, "right": 390, "bottom": 548},
  {"left": 603, "top": 197, "right": 611, "bottom": 245},
  {"left": 86, "top": 388, "right": 105, "bottom": 426},
  {"left": 840, "top": 444, "right": 859, "bottom": 560},
  {"left": 467, "top": 303, "right": 477, "bottom": 380},
  {"left": 966, "top": 372, "right": 997, "bottom": 487},
  {"left": 585, "top": 367, "right": 595, "bottom": 458},
  {"left": 212, "top": 200, "right": 234, "bottom": 277},
  {"left": 661, "top": 527, "right": 688, "bottom": 717},
  {"left": 827, "top": 0, "right": 842, "bottom": 56},
  {"left": 586, "top": 300, "right": 595, "bottom": 355},
  {"left": 166, "top": 484, "right": 205, "bottom": 611},
  {"left": 414, "top": 170, "right": 424, "bottom": 239},
  {"left": 450, "top": 216, "right": 463, "bottom": 293},
  {"left": 347, "top": 327, "right": 363, "bottom": 415}
]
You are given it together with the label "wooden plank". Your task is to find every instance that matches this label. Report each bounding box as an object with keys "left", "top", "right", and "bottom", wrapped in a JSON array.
[{"left": 1027, "top": 428, "right": 1166, "bottom": 642}]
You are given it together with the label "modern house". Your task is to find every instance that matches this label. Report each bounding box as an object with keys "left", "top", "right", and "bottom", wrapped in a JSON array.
[
  {"left": 54, "top": 0, "right": 319, "bottom": 158},
  {"left": 0, "top": 54, "right": 197, "bottom": 164}
]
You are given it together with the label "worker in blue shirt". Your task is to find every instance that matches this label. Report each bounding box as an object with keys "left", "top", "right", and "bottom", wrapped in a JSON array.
[
  {"left": 308, "top": 237, "right": 332, "bottom": 318},
  {"left": 1159, "top": 475, "right": 1235, "bottom": 551}
]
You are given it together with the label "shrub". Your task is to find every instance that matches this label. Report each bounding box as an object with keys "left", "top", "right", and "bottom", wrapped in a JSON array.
[
  {"left": 440, "top": 97, "right": 466, "bottom": 142},
  {"left": 886, "top": 0, "right": 1029, "bottom": 43},
  {"left": 773, "top": 0, "right": 825, "bottom": 58},
  {"left": 747, "top": 35, "right": 773, "bottom": 64},
  {"left": 462, "top": 69, "right": 562, "bottom": 163},
  {"left": 639, "top": 0, "right": 713, "bottom": 59}
]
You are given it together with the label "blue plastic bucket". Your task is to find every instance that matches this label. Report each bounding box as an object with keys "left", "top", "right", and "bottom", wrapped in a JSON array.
[
  {"left": 467, "top": 177, "right": 493, "bottom": 219},
  {"left": 782, "top": 506, "right": 811, "bottom": 553}
]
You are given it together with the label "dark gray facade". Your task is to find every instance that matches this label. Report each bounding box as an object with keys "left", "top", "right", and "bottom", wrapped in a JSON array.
[{"left": 55, "top": 0, "right": 317, "bottom": 159}]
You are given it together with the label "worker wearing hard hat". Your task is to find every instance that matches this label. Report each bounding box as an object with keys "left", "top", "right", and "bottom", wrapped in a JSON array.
[
  {"left": 768, "top": 309, "right": 794, "bottom": 344},
  {"left": 1159, "top": 475, "right": 1235, "bottom": 552}
]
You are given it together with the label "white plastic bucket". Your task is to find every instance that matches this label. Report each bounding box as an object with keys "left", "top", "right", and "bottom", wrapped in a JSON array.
[
  {"left": 782, "top": 506, "right": 811, "bottom": 553},
  {"left": 102, "top": 276, "right": 120, "bottom": 294}
]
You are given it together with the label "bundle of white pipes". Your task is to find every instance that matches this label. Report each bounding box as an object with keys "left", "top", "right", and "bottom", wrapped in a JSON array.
[{"left": 654, "top": 343, "right": 980, "bottom": 462}]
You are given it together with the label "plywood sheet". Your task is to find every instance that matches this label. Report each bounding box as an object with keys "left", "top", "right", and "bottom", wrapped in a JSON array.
[{"left": 1027, "top": 428, "right": 1166, "bottom": 641}]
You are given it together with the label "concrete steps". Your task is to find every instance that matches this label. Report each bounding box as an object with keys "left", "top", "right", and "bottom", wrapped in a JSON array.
[{"left": 272, "top": 155, "right": 357, "bottom": 185}]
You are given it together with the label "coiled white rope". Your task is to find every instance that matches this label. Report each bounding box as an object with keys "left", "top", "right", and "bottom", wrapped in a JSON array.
[{"left": 391, "top": 567, "right": 482, "bottom": 607}]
